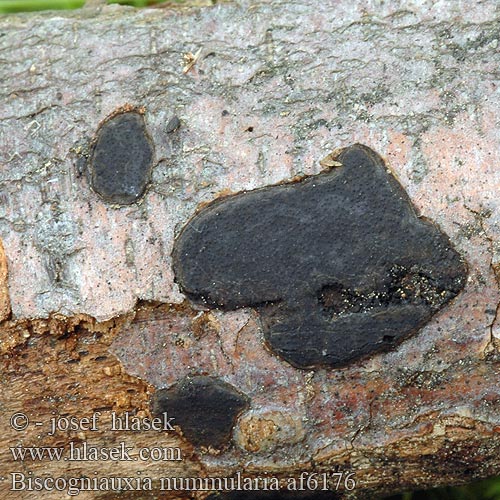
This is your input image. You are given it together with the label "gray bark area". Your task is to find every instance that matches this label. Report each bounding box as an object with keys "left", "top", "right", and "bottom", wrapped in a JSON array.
[{"left": 1, "top": 1, "right": 500, "bottom": 498}]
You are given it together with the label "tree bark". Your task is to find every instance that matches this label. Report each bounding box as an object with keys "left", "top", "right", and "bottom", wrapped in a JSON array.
[{"left": 1, "top": 1, "right": 500, "bottom": 498}]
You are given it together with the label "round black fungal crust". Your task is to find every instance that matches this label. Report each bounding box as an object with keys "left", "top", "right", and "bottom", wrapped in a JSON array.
[
  {"left": 172, "top": 144, "right": 468, "bottom": 369},
  {"left": 152, "top": 376, "right": 250, "bottom": 450},
  {"left": 88, "top": 111, "right": 154, "bottom": 205},
  {"left": 165, "top": 115, "right": 181, "bottom": 133}
]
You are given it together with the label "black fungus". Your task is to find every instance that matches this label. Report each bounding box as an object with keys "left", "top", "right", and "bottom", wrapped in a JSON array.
[
  {"left": 172, "top": 144, "right": 468, "bottom": 369},
  {"left": 88, "top": 111, "right": 154, "bottom": 205},
  {"left": 152, "top": 376, "right": 249, "bottom": 449},
  {"left": 165, "top": 115, "right": 181, "bottom": 133}
]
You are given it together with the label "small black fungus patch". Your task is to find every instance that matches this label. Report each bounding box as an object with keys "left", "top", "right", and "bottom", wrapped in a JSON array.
[
  {"left": 165, "top": 115, "right": 181, "bottom": 134},
  {"left": 172, "top": 144, "right": 467, "bottom": 369},
  {"left": 152, "top": 376, "right": 249, "bottom": 449},
  {"left": 88, "top": 111, "right": 154, "bottom": 205}
]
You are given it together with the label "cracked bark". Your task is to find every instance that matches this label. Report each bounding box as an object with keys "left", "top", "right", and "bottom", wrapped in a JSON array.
[{"left": 1, "top": 1, "right": 500, "bottom": 498}]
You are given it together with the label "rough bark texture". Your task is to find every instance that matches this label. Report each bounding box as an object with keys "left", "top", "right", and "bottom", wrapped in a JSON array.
[
  {"left": 0, "top": 239, "right": 10, "bottom": 321},
  {"left": 1, "top": 1, "right": 500, "bottom": 499}
]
